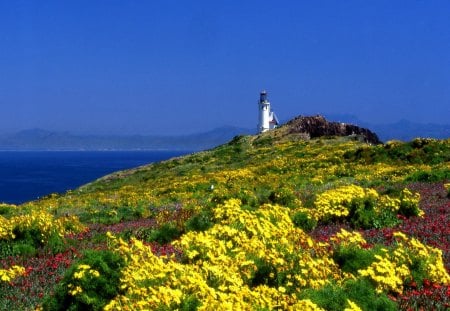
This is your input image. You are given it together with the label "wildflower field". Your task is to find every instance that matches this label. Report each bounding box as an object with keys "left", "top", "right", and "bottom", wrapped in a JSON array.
[{"left": 0, "top": 127, "right": 449, "bottom": 310}]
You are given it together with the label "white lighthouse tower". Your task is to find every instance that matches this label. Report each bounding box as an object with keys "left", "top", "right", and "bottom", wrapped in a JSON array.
[{"left": 258, "top": 90, "right": 279, "bottom": 133}]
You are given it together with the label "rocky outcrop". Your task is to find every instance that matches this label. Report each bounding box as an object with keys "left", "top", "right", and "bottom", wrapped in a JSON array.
[{"left": 284, "top": 115, "right": 381, "bottom": 144}]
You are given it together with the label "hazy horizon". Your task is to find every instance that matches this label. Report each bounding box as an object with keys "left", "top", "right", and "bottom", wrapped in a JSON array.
[{"left": 1, "top": 1, "right": 449, "bottom": 135}]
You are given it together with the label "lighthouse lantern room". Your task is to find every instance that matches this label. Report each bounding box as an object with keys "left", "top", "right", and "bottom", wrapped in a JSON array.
[{"left": 258, "top": 90, "right": 279, "bottom": 133}]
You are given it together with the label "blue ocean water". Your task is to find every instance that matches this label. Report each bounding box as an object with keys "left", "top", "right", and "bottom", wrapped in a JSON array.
[{"left": 0, "top": 151, "right": 188, "bottom": 204}]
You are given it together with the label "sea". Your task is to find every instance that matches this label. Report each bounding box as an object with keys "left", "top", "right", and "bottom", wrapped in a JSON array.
[{"left": 0, "top": 150, "right": 189, "bottom": 205}]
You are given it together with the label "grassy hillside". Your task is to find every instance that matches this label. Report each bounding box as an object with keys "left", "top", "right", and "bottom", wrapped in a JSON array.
[{"left": 1, "top": 127, "right": 449, "bottom": 310}]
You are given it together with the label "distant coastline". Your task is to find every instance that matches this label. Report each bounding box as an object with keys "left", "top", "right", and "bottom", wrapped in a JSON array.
[
  {"left": 0, "top": 126, "right": 252, "bottom": 152},
  {"left": 0, "top": 119, "right": 449, "bottom": 152}
]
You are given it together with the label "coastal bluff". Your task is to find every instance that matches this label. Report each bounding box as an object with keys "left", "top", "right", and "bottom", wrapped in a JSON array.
[{"left": 283, "top": 115, "right": 382, "bottom": 144}]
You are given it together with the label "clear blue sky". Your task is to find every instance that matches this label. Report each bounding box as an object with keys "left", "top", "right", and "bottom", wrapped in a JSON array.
[{"left": 1, "top": 1, "right": 449, "bottom": 135}]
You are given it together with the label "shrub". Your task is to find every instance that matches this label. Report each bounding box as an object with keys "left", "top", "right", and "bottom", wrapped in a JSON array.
[
  {"left": 0, "top": 204, "right": 15, "bottom": 216},
  {"left": 0, "top": 240, "right": 37, "bottom": 259},
  {"left": 349, "top": 203, "right": 378, "bottom": 229},
  {"left": 405, "top": 169, "right": 450, "bottom": 182},
  {"left": 344, "top": 278, "right": 397, "bottom": 311},
  {"left": 46, "top": 232, "right": 68, "bottom": 254},
  {"left": 300, "top": 280, "right": 396, "bottom": 311},
  {"left": 300, "top": 283, "right": 347, "bottom": 311},
  {"left": 146, "top": 222, "right": 182, "bottom": 244},
  {"left": 185, "top": 210, "right": 213, "bottom": 232},
  {"left": 180, "top": 295, "right": 201, "bottom": 311},
  {"left": 409, "top": 257, "right": 428, "bottom": 287},
  {"left": 398, "top": 188, "right": 421, "bottom": 217},
  {"left": 332, "top": 245, "right": 378, "bottom": 275},
  {"left": 371, "top": 208, "right": 400, "bottom": 229},
  {"left": 291, "top": 211, "right": 317, "bottom": 232},
  {"left": 42, "top": 249, "right": 125, "bottom": 311},
  {"left": 269, "top": 187, "right": 297, "bottom": 207},
  {"left": 249, "top": 257, "right": 277, "bottom": 287},
  {"left": 252, "top": 135, "right": 274, "bottom": 147}
]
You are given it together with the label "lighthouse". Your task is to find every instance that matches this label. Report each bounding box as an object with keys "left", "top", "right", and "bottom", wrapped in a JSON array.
[{"left": 258, "top": 90, "right": 279, "bottom": 133}]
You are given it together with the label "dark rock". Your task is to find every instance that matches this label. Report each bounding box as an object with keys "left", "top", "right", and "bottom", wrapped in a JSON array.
[{"left": 284, "top": 115, "right": 381, "bottom": 144}]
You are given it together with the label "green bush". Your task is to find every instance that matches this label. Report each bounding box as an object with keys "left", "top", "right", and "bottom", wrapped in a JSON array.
[
  {"left": 12, "top": 227, "right": 43, "bottom": 247},
  {"left": 0, "top": 204, "right": 14, "bottom": 216},
  {"left": 42, "top": 249, "right": 125, "bottom": 311},
  {"left": 371, "top": 208, "right": 400, "bottom": 229},
  {"left": 409, "top": 257, "right": 428, "bottom": 287},
  {"left": 269, "top": 187, "right": 297, "bottom": 207},
  {"left": 346, "top": 196, "right": 399, "bottom": 229},
  {"left": 180, "top": 295, "right": 201, "bottom": 311},
  {"left": 398, "top": 189, "right": 421, "bottom": 217},
  {"left": 333, "top": 245, "right": 379, "bottom": 275},
  {"left": 347, "top": 197, "right": 377, "bottom": 229},
  {"left": 300, "top": 283, "right": 347, "bottom": 311},
  {"left": 252, "top": 135, "right": 274, "bottom": 147},
  {"left": 300, "top": 279, "right": 396, "bottom": 311},
  {"left": 291, "top": 211, "right": 317, "bottom": 232},
  {"left": 185, "top": 210, "right": 213, "bottom": 232},
  {"left": 249, "top": 257, "right": 277, "bottom": 287},
  {"left": 146, "top": 222, "right": 182, "bottom": 244},
  {"left": 344, "top": 278, "right": 397, "bottom": 311},
  {"left": 0, "top": 240, "right": 37, "bottom": 259},
  {"left": 344, "top": 139, "right": 450, "bottom": 166},
  {"left": 404, "top": 168, "right": 450, "bottom": 182}
]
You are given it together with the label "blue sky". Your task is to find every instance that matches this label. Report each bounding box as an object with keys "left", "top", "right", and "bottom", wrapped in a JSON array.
[{"left": 1, "top": 1, "right": 449, "bottom": 135}]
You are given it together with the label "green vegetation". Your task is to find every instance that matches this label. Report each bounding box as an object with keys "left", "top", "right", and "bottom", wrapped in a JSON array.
[
  {"left": 0, "top": 127, "right": 449, "bottom": 310},
  {"left": 42, "top": 250, "right": 125, "bottom": 311}
]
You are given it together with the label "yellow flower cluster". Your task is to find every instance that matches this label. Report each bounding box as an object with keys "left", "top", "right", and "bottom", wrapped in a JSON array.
[
  {"left": 99, "top": 196, "right": 449, "bottom": 309},
  {"left": 311, "top": 185, "right": 378, "bottom": 220},
  {"left": 399, "top": 188, "right": 423, "bottom": 217},
  {"left": 73, "top": 264, "right": 100, "bottom": 279},
  {"left": 393, "top": 232, "right": 450, "bottom": 285},
  {"left": 0, "top": 215, "right": 14, "bottom": 240},
  {"left": 67, "top": 264, "right": 101, "bottom": 296},
  {"left": 67, "top": 284, "right": 83, "bottom": 296},
  {"left": 358, "top": 250, "right": 410, "bottom": 294},
  {"left": 0, "top": 265, "right": 25, "bottom": 282},
  {"left": 358, "top": 232, "right": 450, "bottom": 294},
  {"left": 104, "top": 199, "right": 336, "bottom": 310},
  {"left": 330, "top": 229, "right": 367, "bottom": 248},
  {"left": 0, "top": 210, "right": 84, "bottom": 242},
  {"left": 306, "top": 185, "right": 422, "bottom": 222}
]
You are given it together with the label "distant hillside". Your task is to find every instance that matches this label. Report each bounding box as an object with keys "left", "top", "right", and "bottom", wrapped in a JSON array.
[
  {"left": 324, "top": 114, "right": 450, "bottom": 142},
  {"left": 371, "top": 120, "right": 450, "bottom": 142},
  {"left": 0, "top": 126, "right": 253, "bottom": 151},
  {"left": 1, "top": 117, "right": 449, "bottom": 150}
]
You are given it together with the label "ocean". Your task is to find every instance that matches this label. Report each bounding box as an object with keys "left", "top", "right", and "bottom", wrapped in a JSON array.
[{"left": 0, "top": 150, "right": 189, "bottom": 204}]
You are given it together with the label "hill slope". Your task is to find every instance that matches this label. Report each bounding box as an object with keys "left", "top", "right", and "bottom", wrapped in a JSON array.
[{"left": 1, "top": 117, "right": 449, "bottom": 310}]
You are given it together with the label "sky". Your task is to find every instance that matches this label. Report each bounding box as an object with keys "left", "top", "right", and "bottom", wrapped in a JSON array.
[{"left": 0, "top": 1, "right": 449, "bottom": 135}]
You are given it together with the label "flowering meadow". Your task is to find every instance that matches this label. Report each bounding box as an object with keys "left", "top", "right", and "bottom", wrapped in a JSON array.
[{"left": 0, "top": 130, "right": 449, "bottom": 310}]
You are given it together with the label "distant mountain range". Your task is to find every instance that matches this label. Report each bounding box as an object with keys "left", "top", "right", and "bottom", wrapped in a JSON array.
[
  {"left": 0, "top": 126, "right": 253, "bottom": 151},
  {"left": 323, "top": 114, "right": 450, "bottom": 142},
  {"left": 0, "top": 117, "right": 448, "bottom": 151}
]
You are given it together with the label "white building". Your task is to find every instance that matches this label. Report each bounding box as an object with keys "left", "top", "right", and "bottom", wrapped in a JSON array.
[{"left": 258, "top": 90, "right": 279, "bottom": 133}]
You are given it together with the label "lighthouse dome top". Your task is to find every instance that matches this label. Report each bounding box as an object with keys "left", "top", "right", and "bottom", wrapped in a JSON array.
[{"left": 259, "top": 90, "right": 268, "bottom": 103}]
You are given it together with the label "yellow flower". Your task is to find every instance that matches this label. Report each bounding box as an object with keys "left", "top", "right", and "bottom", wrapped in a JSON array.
[{"left": 345, "top": 299, "right": 362, "bottom": 311}]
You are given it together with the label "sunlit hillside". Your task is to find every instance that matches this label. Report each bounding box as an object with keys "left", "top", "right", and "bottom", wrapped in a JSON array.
[{"left": 1, "top": 124, "right": 449, "bottom": 310}]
